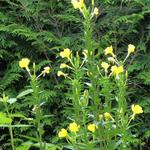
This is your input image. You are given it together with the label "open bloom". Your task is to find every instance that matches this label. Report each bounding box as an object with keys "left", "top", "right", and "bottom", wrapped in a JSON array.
[
  {"left": 111, "top": 65, "right": 123, "bottom": 75},
  {"left": 87, "top": 123, "right": 96, "bottom": 133},
  {"left": 101, "top": 62, "right": 109, "bottom": 72},
  {"left": 58, "top": 128, "right": 68, "bottom": 138},
  {"left": 128, "top": 44, "right": 135, "bottom": 55},
  {"left": 19, "top": 58, "right": 30, "bottom": 69},
  {"left": 71, "top": 0, "right": 85, "bottom": 9},
  {"left": 131, "top": 104, "right": 143, "bottom": 115},
  {"left": 68, "top": 122, "right": 80, "bottom": 133},
  {"left": 104, "top": 46, "right": 115, "bottom": 57},
  {"left": 42, "top": 66, "right": 50, "bottom": 75},
  {"left": 104, "top": 112, "right": 114, "bottom": 121},
  {"left": 60, "top": 48, "right": 71, "bottom": 59}
]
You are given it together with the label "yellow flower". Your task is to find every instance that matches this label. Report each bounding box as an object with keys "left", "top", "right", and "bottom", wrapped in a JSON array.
[
  {"left": 87, "top": 123, "right": 96, "bottom": 133},
  {"left": 111, "top": 66, "right": 117, "bottom": 73},
  {"left": 111, "top": 65, "right": 123, "bottom": 75},
  {"left": 68, "top": 122, "right": 80, "bottom": 133},
  {"left": 42, "top": 66, "right": 50, "bottom": 75},
  {"left": 71, "top": 0, "right": 80, "bottom": 9},
  {"left": 71, "top": 0, "right": 85, "bottom": 9},
  {"left": 101, "top": 62, "right": 109, "bottom": 72},
  {"left": 104, "top": 112, "right": 113, "bottom": 121},
  {"left": 128, "top": 44, "right": 135, "bottom": 55},
  {"left": 60, "top": 48, "right": 71, "bottom": 59},
  {"left": 58, "top": 128, "right": 68, "bottom": 138},
  {"left": 57, "top": 71, "right": 67, "bottom": 77},
  {"left": 19, "top": 58, "right": 30, "bottom": 69},
  {"left": 104, "top": 46, "right": 115, "bottom": 57},
  {"left": 60, "top": 63, "right": 69, "bottom": 69},
  {"left": 131, "top": 104, "right": 143, "bottom": 115},
  {"left": 93, "top": 7, "right": 99, "bottom": 16}
]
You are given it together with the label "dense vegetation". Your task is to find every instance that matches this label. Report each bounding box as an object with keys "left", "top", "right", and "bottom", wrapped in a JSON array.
[{"left": 0, "top": 0, "right": 150, "bottom": 149}]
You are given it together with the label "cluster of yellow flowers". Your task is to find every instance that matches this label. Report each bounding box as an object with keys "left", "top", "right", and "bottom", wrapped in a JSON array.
[
  {"left": 19, "top": 58, "right": 50, "bottom": 77},
  {"left": 71, "top": 0, "right": 99, "bottom": 17},
  {"left": 57, "top": 48, "right": 72, "bottom": 77},
  {"left": 58, "top": 104, "right": 143, "bottom": 140},
  {"left": 58, "top": 107, "right": 143, "bottom": 138},
  {"left": 58, "top": 122, "right": 80, "bottom": 138},
  {"left": 58, "top": 122, "right": 97, "bottom": 138},
  {"left": 101, "top": 105, "right": 143, "bottom": 122},
  {"left": 101, "top": 44, "right": 135, "bottom": 78},
  {"left": 58, "top": 104, "right": 143, "bottom": 138}
]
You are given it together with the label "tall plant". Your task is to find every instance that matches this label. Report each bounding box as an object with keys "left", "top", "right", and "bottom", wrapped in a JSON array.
[
  {"left": 18, "top": 58, "right": 50, "bottom": 150},
  {"left": 57, "top": 1, "right": 143, "bottom": 149}
]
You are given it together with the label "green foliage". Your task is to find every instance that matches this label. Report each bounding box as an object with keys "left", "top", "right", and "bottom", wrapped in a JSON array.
[{"left": 0, "top": 112, "right": 12, "bottom": 124}]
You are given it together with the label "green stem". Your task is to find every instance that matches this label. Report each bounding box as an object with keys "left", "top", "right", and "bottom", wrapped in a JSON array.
[
  {"left": 84, "top": 10, "right": 100, "bottom": 119},
  {"left": 31, "top": 76, "right": 43, "bottom": 150},
  {"left": 116, "top": 75, "right": 128, "bottom": 148},
  {"left": 9, "top": 125, "right": 15, "bottom": 150},
  {"left": 4, "top": 102, "right": 15, "bottom": 150},
  {"left": 37, "top": 108, "right": 43, "bottom": 149},
  {"left": 72, "top": 73, "right": 81, "bottom": 119}
]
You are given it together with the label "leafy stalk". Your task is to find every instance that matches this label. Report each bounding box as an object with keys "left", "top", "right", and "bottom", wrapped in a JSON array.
[
  {"left": 30, "top": 75, "right": 43, "bottom": 150},
  {"left": 3, "top": 97, "right": 15, "bottom": 150}
]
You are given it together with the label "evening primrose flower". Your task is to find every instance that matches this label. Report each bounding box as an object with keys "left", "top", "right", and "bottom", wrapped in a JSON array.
[
  {"left": 111, "top": 65, "right": 123, "bottom": 75},
  {"left": 104, "top": 112, "right": 114, "bottom": 121},
  {"left": 128, "top": 44, "right": 135, "bottom": 56},
  {"left": 131, "top": 104, "right": 143, "bottom": 115},
  {"left": 57, "top": 71, "right": 67, "bottom": 77},
  {"left": 71, "top": 0, "right": 80, "bottom": 9},
  {"left": 87, "top": 123, "right": 96, "bottom": 133},
  {"left": 58, "top": 128, "right": 68, "bottom": 138},
  {"left": 19, "top": 58, "right": 30, "bottom": 69},
  {"left": 104, "top": 46, "right": 115, "bottom": 57},
  {"left": 93, "top": 7, "right": 99, "bottom": 16},
  {"left": 60, "top": 63, "right": 69, "bottom": 69},
  {"left": 68, "top": 122, "right": 80, "bottom": 133},
  {"left": 101, "top": 62, "right": 109, "bottom": 72},
  {"left": 71, "top": 0, "right": 85, "bottom": 9},
  {"left": 60, "top": 48, "right": 71, "bottom": 59},
  {"left": 42, "top": 66, "right": 50, "bottom": 75}
]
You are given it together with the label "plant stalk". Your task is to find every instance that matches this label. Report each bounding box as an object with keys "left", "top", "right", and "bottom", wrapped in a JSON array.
[{"left": 4, "top": 102, "right": 15, "bottom": 150}]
